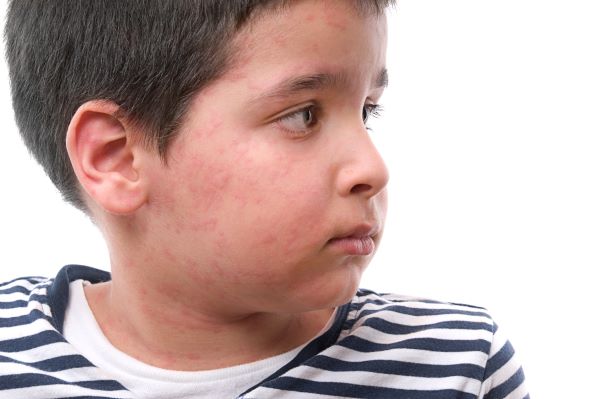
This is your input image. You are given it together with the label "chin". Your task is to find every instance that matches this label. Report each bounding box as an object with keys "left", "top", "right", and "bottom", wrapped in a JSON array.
[{"left": 297, "top": 263, "right": 365, "bottom": 311}]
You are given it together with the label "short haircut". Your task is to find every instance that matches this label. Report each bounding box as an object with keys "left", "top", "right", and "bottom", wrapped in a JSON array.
[{"left": 4, "top": 0, "right": 394, "bottom": 211}]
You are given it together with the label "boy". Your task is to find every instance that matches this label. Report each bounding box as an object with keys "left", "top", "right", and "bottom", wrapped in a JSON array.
[{"left": 1, "top": 1, "right": 527, "bottom": 398}]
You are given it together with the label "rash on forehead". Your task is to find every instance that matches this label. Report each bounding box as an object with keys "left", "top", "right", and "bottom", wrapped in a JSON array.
[
  {"left": 323, "top": 5, "right": 350, "bottom": 31},
  {"left": 223, "top": 3, "right": 387, "bottom": 97},
  {"left": 228, "top": 0, "right": 385, "bottom": 67}
]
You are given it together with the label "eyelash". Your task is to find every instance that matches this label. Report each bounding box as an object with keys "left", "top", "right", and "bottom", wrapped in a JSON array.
[
  {"left": 276, "top": 103, "right": 384, "bottom": 137},
  {"left": 363, "top": 104, "right": 384, "bottom": 124}
]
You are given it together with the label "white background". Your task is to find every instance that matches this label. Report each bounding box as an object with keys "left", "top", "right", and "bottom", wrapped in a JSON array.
[{"left": 1, "top": 2, "right": 599, "bottom": 398}]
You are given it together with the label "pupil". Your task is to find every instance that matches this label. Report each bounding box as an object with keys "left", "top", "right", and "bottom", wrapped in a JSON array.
[
  {"left": 304, "top": 109, "right": 312, "bottom": 124},
  {"left": 362, "top": 106, "right": 368, "bottom": 122}
]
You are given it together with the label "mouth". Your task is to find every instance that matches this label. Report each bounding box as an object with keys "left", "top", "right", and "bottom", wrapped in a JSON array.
[{"left": 327, "top": 224, "right": 380, "bottom": 256}]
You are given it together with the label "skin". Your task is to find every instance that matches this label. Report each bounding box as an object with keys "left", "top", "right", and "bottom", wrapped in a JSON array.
[{"left": 72, "top": 0, "right": 389, "bottom": 370}]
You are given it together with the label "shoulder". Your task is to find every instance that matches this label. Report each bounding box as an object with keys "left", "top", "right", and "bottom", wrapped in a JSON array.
[
  {"left": 0, "top": 274, "right": 59, "bottom": 352},
  {"left": 1, "top": 265, "right": 111, "bottom": 331},
  {"left": 252, "top": 290, "right": 528, "bottom": 398},
  {"left": 338, "top": 289, "right": 497, "bottom": 366},
  {"left": 0, "top": 275, "right": 62, "bottom": 389},
  {"left": 0, "top": 275, "right": 55, "bottom": 321},
  {"left": 0, "top": 268, "right": 127, "bottom": 398},
  {"left": 333, "top": 288, "right": 528, "bottom": 398},
  {"left": 344, "top": 288, "right": 495, "bottom": 337}
]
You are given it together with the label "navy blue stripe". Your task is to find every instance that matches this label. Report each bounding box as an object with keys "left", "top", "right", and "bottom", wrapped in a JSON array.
[
  {"left": 356, "top": 289, "right": 378, "bottom": 297},
  {"left": 354, "top": 296, "right": 412, "bottom": 306},
  {"left": 0, "top": 373, "right": 125, "bottom": 391},
  {"left": 0, "top": 299, "right": 28, "bottom": 309},
  {"left": 447, "top": 301, "right": 487, "bottom": 311},
  {"left": 55, "top": 397, "right": 127, "bottom": 399},
  {"left": 353, "top": 294, "right": 485, "bottom": 320},
  {"left": 357, "top": 304, "right": 490, "bottom": 320},
  {"left": 264, "top": 376, "right": 478, "bottom": 399},
  {"left": 362, "top": 317, "right": 493, "bottom": 335},
  {"left": 340, "top": 335, "right": 491, "bottom": 353},
  {"left": 484, "top": 367, "right": 525, "bottom": 399},
  {"left": 0, "top": 295, "right": 49, "bottom": 309},
  {"left": 0, "top": 354, "right": 94, "bottom": 372},
  {"left": 483, "top": 340, "right": 515, "bottom": 380},
  {"left": 361, "top": 296, "right": 447, "bottom": 306},
  {"left": 0, "top": 330, "right": 64, "bottom": 352},
  {"left": 0, "top": 285, "right": 32, "bottom": 295},
  {"left": 0, "top": 309, "right": 49, "bottom": 327},
  {"left": 359, "top": 295, "right": 481, "bottom": 309},
  {"left": 377, "top": 293, "right": 487, "bottom": 310},
  {"left": 0, "top": 295, "right": 50, "bottom": 307},
  {"left": 30, "top": 293, "right": 51, "bottom": 304},
  {"left": 305, "top": 354, "right": 485, "bottom": 379},
  {"left": 356, "top": 292, "right": 486, "bottom": 310}
]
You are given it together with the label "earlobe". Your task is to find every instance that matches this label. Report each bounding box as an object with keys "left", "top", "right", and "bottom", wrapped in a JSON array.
[{"left": 66, "top": 101, "right": 147, "bottom": 215}]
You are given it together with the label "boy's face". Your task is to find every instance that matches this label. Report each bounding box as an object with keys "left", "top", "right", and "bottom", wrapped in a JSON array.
[{"left": 140, "top": 0, "right": 389, "bottom": 315}]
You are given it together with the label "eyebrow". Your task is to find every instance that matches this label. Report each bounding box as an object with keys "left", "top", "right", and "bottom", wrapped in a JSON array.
[{"left": 253, "top": 67, "right": 388, "bottom": 102}]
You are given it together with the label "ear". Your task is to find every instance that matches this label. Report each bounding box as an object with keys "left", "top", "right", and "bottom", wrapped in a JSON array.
[{"left": 66, "top": 101, "right": 147, "bottom": 215}]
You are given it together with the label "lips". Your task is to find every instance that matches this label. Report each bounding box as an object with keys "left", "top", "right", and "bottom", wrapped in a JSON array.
[{"left": 327, "top": 224, "right": 380, "bottom": 256}]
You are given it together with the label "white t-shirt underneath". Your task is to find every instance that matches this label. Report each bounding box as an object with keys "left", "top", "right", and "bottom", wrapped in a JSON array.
[{"left": 63, "top": 280, "right": 332, "bottom": 399}]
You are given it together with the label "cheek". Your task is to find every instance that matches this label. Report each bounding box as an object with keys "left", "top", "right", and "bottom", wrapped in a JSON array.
[
  {"left": 156, "top": 136, "right": 333, "bottom": 279},
  {"left": 224, "top": 155, "right": 332, "bottom": 257}
]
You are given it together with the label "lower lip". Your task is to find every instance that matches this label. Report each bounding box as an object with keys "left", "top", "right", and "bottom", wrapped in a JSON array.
[{"left": 327, "top": 236, "right": 375, "bottom": 255}]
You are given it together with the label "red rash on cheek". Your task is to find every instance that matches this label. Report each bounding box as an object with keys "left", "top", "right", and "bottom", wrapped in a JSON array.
[
  {"left": 189, "top": 217, "right": 218, "bottom": 233},
  {"left": 305, "top": 13, "right": 317, "bottom": 22},
  {"left": 163, "top": 248, "right": 178, "bottom": 263}
]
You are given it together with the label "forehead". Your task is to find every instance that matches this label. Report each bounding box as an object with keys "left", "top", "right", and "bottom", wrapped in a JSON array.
[{"left": 226, "top": 0, "right": 388, "bottom": 92}]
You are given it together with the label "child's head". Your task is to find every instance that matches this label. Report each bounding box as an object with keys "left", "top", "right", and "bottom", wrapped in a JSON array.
[
  {"left": 5, "top": 0, "right": 393, "bottom": 211},
  {"left": 5, "top": 0, "right": 393, "bottom": 311}
]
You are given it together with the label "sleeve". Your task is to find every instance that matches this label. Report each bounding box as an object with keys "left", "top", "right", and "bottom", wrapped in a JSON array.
[{"left": 478, "top": 322, "right": 529, "bottom": 399}]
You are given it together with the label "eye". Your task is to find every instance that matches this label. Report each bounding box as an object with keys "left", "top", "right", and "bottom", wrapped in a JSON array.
[
  {"left": 277, "top": 105, "right": 319, "bottom": 136},
  {"left": 362, "top": 103, "right": 383, "bottom": 124}
]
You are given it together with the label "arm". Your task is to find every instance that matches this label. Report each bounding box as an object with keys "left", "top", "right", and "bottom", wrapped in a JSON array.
[{"left": 479, "top": 322, "right": 529, "bottom": 399}]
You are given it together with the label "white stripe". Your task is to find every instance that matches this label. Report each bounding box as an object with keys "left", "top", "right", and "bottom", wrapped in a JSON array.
[
  {"left": 0, "top": 278, "right": 45, "bottom": 291},
  {"left": 0, "top": 299, "right": 46, "bottom": 318},
  {"left": 355, "top": 292, "right": 483, "bottom": 309},
  {"left": 1, "top": 341, "right": 83, "bottom": 363},
  {"left": 357, "top": 300, "right": 490, "bottom": 318},
  {"left": 249, "top": 386, "right": 356, "bottom": 399},
  {"left": 353, "top": 292, "right": 411, "bottom": 305},
  {"left": 355, "top": 293, "right": 492, "bottom": 315},
  {"left": 0, "top": 291, "right": 33, "bottom": 303},
  {"left": 325, "top": 344, "right": 489, "bottom": 366},
  {"left": 0, "top": 385, "right": 132, "bottom": 399},
  {"left": 504, "top": 379, "right": 528, "bottom": 399},
  {"left": 0, "top": 317, "right": 54, "bottom": 340},
  {"left": 2, "top": 365, "right": 115, "bottom": 385},
  {"left": 350, "top": 324, "right": 493, "bottom": 345},
  {"left": 488, "top": 325, "right": 509, "bottom": 358},
  {"left": 485, "top": 356, "right": 521, "bottom": 390},
  {"left": 0, "top": 287, "right": 48, "bottom": 303},
  {"left": 284, "top": 365, "right": 483, "bottom": 395},
  {"left": 380, "top": 298, "right": 489, "bottom": 313},
  {"left": 353, "top": 308, "right": 493, "bottom": 327}
]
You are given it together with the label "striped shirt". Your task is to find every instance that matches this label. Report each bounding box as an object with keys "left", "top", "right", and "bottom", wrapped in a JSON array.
[{"left": 0, "top": 265, "right": 528, "bottom": 398}]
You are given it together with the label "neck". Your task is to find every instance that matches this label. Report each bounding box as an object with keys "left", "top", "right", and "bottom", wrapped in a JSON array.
[{"left": 84, "top": 273, "right": 334, "bottom": 371}]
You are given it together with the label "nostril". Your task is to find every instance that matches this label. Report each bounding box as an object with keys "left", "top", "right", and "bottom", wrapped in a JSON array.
[{"left": 350, "top": 183, "right": 372, "bottom": 194}]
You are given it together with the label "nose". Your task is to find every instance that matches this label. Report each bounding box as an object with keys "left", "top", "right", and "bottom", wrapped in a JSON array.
[{"left": 336, "top": 128, "right": 389, "bottom": 198}]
